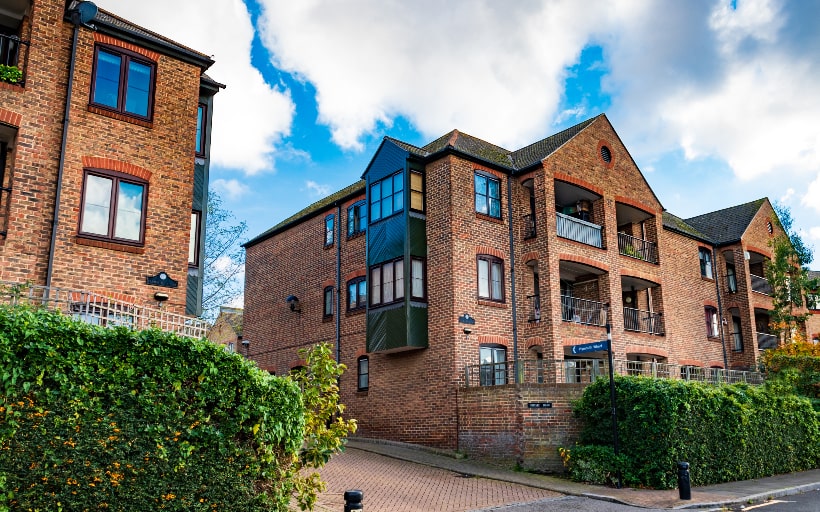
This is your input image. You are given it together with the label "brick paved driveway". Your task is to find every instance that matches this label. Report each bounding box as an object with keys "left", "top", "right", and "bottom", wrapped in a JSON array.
[{"left": 311, "top": 448, "right": 561, "bottom": 512}]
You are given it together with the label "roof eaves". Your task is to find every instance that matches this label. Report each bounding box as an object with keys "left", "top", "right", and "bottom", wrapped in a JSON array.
[
  {"left": 662, "top": 212, "right": 713, "bottom": 244},
  {"left": 243, "top": 180, "right": 366, "bottom": 248}
]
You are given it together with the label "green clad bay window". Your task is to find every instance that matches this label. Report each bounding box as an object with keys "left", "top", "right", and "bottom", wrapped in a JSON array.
[
  {"left": 369, "top": 257, "right": 426, "bottom": 307},
  {"left": 370, "top": 171, "right": 404, "bottom": 222}
]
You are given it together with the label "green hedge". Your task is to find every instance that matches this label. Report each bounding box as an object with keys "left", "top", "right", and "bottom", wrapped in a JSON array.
[
  {"left": 0, "top": 306, "right": 305, "bottom": 511},
  {"left": 566, "top": 376, "right": 819, "bottom": 489}
]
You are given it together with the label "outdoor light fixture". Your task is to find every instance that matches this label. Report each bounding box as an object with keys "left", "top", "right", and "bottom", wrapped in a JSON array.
[
  {"left": 286, "top": 295, "right": 301, "bottom": 312},
  {"left": 153, "top": 292, "right": 169, "bottom": 307},
  {"left": 463, "top": 327, "right": 472, "bottom": 340}
]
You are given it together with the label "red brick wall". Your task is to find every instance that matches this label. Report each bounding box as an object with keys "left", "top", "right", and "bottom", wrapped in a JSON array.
[{"left": 0, "top": 0, "right": 202, "bottom": 313}]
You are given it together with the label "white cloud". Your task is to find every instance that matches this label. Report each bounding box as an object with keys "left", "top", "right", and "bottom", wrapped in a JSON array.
[
  {"left": 305, "top": 180, "right": 331, "bottom": 197},
  {"left": 808, "top": 227, "right": 820, "bottom": 242},
  {"left": 256, "top": 0, "right": 621, "bottom": 151},
  {"left": 211, "top": 178, "right": 250, "bottom": 200},
  {"left": 95, "top": 0, "right": 294, "bottom": 174},
  {"left": 802, "top": 174, "right": 820, "bottom": 214}
]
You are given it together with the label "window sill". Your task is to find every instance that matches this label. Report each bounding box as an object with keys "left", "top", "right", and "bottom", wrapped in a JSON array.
[
  {"left": 76, "top": 235, "right": 144, "bottom": 254},
  {"left": 346, "top": 308, "right": 366, "bottom": 316},
  {"left": 347, "top": 231, "right": 365, "bottom": 241},
  {"left": 356, "top": 389, "right": 369, "bottom": 395},
  {"left": 707, "top": 335, "right": 720, "bottom": 341},
  {"left": 322, "top": 315, "right": 333, "bottom": 323},
  {"left": 475, "top": 212, "right": 503, "bottom": 224},
  {"left": 88, "top": 104, "right": 153, "bottom": 129},
  {"left": 700, "top": 276, "right": 715, "bottom": 282},
  {"left": 478, "top": 299, "right": 507, "bottom": 308},
  {"left": 324, "top": 243, "right": 335, "bottom": 250}
]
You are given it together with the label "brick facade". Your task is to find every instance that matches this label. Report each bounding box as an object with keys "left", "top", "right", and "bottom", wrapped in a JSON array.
[
  {"left": 0, "top": 0, "right": 217, "bottom": 315},
  {"left": 243, "top": 114, "right": 814, "bottom": 463}
]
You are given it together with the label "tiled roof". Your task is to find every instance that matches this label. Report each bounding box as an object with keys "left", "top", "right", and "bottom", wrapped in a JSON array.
[
  {"left": 94, "top": 9, "right": 215, "bottom": 69},
  {"left": 683, "top": 199, "right": 767, "bottom": 246},
  {"left": 662, "top": 212, "right": 710, "bottom": 241},
  {"left": 244, "top": 180, "right": 365, "bottom": 247},
  {"left": 509, "top": 117, "right": 598, "bottom": 170}
]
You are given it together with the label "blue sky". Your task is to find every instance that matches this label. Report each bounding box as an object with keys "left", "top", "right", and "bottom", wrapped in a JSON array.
[{"left": 97, "top": 0, "right": 820, "bottom": 304}]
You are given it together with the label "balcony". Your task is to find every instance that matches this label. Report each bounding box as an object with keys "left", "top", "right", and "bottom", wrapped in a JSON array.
[
  {"left": 757, "top": 332, "right": 778, "bottom": 350},
  {"left": 750, "top": 274, "right": 772, "bottom": 295},
  {"left": 0, "top": 282, "right": 208, "bottom": 338},
  {"left": 556, "top": 212, "right": 602, "bottom": 248},
  {"left": 0, "top": 33, "right": 29, "bottom": 86},
  {"left": 463, "top": 359, "right": 764, "bottom": 386},
  {"left": 526, "top": 294, "right": 541, "bottom": 322},
  {"left": 561, "top": 295, "right": 606, "bottom": 326},
  {"left": 617, "top": 232, "right": 658, "bottom": 264},
  {"left": 623, "top": 307, "right": 664, "bottom": 335},
  {"left": 521, "top": 214, "right": 536, "bottom": 239}
]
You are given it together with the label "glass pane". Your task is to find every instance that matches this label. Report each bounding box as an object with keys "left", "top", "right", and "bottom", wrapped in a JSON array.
[
  {"left": 347, "top": 206, "right": 354, "bottom": 235},
  {"left": 371, "top": 268, "right": 381, "bottom": 305},
  {"left": 476, "top": 195, "right": 488, "bottom": 215},
  {"left": 381, "top": 177, "right": 392, "bottom": 198},
  {"left": 383, "top": 263, "right": 394, "bottom": 303},
  {"left": 93, "top": 51, "right": 121, "bottom": 108},
  {"left": 326, "top": 215, "right": 334, "bottom": 245},
  {"left": 488, "top": 178, "right": 500, "bottom": 199},
  {"left": 411, "top": 190, "right": 424, "bottom": 211},
  {"left": 475, "top": 174, "right": 486, "bottom": 194},
  {"left": 489, "top": 197, "right": 500, "bottom": 218},
  {"left": 125, "top": 60, "right": 151, "bottom": 117},
  {"left": 382, "top": 197, "right": 392, "bottom": 217},
  {"left": 81, "top": 175, "right": 112, "bottom": 236},
  {"left": 358, "top": 281, "right": 367, "bottom": 304},
  {"left": 478, "top": 259, "right": 489, "bottom": 297},
  {"left": 348, "top": 283, "right": 357, "bottom": 309},
  {"left": 393, "top": 173, "right": 403, "bottom": 192},
  {"left": 412, "top": 259, "right": 424, "bottom": 297},
  {"left": 358, "top": 204, "right": 367, "bottom": 231},
  {"left": 491, "top": 262, "right": 502, "bottom": 299},
  {"left": 325, "top": 289, "right": 333, "bottom": 316},
  {"left": 410, "top": 171, "right": 423, "bottom": 192},
  {"left": 188, "top": 212, "right": 198, "bottom": 265},
  {"left": 393, "top": 190, "right": 403, "bottom": 213},
  {"left": 371, "top": 199, "right": 381, "bottom": 222},
  {"left": 480, "top": 347, "right": 492, "bottom": 365},
  {"left": 195, "top": 105, "right": 204, "bottom": 153},
  {"left": 371, "top": 182, "right": 380, "bottom": 203},
  {"left": 114, "top": 181, "right": 144, "bottom": 241},
  {"left": 395, "top": 260, "right": 404, "bottom": 299}
]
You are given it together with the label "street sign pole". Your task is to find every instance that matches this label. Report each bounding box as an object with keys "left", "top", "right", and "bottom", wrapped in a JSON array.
[{"left": 606, "top": 322, "right": 622, "bottom": 489}]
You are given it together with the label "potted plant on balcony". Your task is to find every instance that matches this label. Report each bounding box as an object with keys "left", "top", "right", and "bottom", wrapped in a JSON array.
[{"left": 0, "top": 64, "right": 22, "bottom": 84}]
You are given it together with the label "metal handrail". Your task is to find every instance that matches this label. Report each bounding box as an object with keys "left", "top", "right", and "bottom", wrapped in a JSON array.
[
  {"left": 623, "top": 307, "right": 664, "bottom": 335},
  {"left": 617, "top": 232, "right": 658, "bottom": 264},
  {"left": 750, "top": 274, "right": 772, "bottom": 295},
  {"left": 0, "top": 281, "right": 208, "bottom": 338},
  {"left": 561, "top": 295, "right": 606, "bottom": 326},
  {"left": 556, "top": 212, "right": 602, "bottom": 248}
]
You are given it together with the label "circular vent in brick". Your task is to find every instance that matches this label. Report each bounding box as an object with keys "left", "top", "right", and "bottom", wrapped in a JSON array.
[{"left": 600, "top": 145, "right": 612, "bottom": 163}]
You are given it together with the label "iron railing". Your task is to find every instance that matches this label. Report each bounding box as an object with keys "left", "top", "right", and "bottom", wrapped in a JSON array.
[
  {"left": 750, "top": 274, "right": 772, "bottom": 295},
  {"left": 0, "top": 33, "right": 30, "bottom": 86},
  {"left": 561, "top": 295, "right": 606, "bottom": 326},
  {"left": 463, "top": 359, "right": 764, "bottom": 387},
  {"left": 0, "top": 282, "right": 208, "bottom": 338},
  {"left": 757, "top": 332, "right": 778, "bottom": 350},
  {"left": 617, "top": 232, "right": 658, "bottom": 264},
  {"left": 623, "top": 307, "right": 664, "bottom": 335},
  {"left": 522, "top": 214, "right": 536, "bottom": 239},
  {"left": 556, "top": 212, "right": 602, "bottom": 248},
  {"left": 526, "top": 294, "right": 541, "bottom": 322}
]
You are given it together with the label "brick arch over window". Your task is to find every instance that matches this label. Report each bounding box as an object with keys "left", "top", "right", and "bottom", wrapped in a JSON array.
[
  {"left": 707, "top": 361, "right": 725, "bottom": 369},
  {"left": 478, "top": 335, "right": 509, "bottom": 347},
  {"left": 614, "top": 196, "right": 660, "bottom": 216},
  {"left": 476, "top": 245, "right": 505, "bottom": 260},
  {"left": 554, "top": 172, "right": 604, "bottom": 197},
  {"left": 94, "top": 33, "right": 160, "bottom": 62},
  {"left": 81, "top": 157, "right": 152, "bottom": 182},
  {"left": 526, "top": 337, "right": 544, "bottom": 349},
  {"left": 345, "top": 269, "right": 366, "bottom": 282},
  {"left": 0, "top": 108, "right": 22, "bottom": 128},
  {"left": 679, "top": 359, "right": 704, "bottom": 367},
  {"left": 625, "top": 345, "right": 668, "bottom": 358},
  {"left": 523, "top": 252, "right": 540, "bottom": 264},
  {"left": 744, "top": 245, "right": 772, "bottom": 259}
]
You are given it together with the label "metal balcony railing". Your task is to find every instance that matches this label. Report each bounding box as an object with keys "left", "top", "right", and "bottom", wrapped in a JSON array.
[
  {"left": 527, "top": 294, "right": 541, "bottom": 322},
  {"left": 623, "top": 307, "right": 664, "bottom": 335},
  {"left": 0, "top": 282, "right": 208, "bottom": 338},
  {"left": 522, "top": 214, "right": 536, "bottom": 239},
  {"left": 757, "top": 332, "right": 778, "bottom": 350},
  {"left": 463, "top": 359, "right": 764, "bottom": 387},
  {"left": 561, "top": 295, "right": 606, "bottom": 326},
  {"left": 750, "top": 274, "right": 772, "bottom": 295},
  {"left": 0, "top": 33, "right": 30, "bottom": 86},
  {"left": 617, "top": 232, "right": 658, "bottom": 264},
  {"left": 556, "top": 212, "right": 602, "bottom": 248}
]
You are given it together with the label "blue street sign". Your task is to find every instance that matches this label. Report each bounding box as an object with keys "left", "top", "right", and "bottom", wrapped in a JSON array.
[{"left": 570, "top": 340, "right": 610, "bottom": 355}]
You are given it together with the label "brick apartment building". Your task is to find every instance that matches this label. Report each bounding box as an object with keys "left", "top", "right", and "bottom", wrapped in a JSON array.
[
  {"left": 0, "top": 0, "right": 221, "bottom": 328},
  {"left": 243, "top": 114, "right": 820, "bottom": 463}
]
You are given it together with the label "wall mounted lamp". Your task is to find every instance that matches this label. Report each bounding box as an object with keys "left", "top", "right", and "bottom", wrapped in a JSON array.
[
  {"left": 286, "top": 295, "right": 301, "bottom": 312},
  {"left": 463, "top": 327, "right": 472, "bottom": 340},
  {"left": 153, "top": 292, "right": 169, "bottom": 308}
]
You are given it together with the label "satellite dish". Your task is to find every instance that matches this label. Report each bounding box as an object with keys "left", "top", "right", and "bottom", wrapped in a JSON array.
[{"left": 74, "top": 1, "right": 98, "bottom": 25}]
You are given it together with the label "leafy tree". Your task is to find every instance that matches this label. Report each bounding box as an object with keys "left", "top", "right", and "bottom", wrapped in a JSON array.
[
  {"left": 765, "top": 203, "right": 819, "bottom": 342},
  {"left": 202, "top": 190, "right": 247, "bottom": 320}
]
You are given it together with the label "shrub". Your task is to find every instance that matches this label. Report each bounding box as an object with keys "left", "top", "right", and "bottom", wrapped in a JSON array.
[
  {"left": 0, "top": 65, "right": 22, "bottom": 84},
  {"left": 559, "top": 445, "right": 626, "bottom": 485},
  {"left": 0, "top": 306, "right": 305, "bottom": 511},
  {"left": 568, "top": 376, "right": 819, "bottom": 489}
]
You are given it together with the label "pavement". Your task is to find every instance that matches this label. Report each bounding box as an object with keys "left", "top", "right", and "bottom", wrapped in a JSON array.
[{"left": 312, "top": 438, "right": 820, "bottom": 511}]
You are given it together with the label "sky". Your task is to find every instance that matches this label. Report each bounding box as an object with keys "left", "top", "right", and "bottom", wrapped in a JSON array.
[{"left": 96, "top": 0, "right": 820, "bottom": 304}]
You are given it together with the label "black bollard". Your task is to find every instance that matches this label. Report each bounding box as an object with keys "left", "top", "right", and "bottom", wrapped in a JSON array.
[
  {"left": 344, "top": 489, "right": 363, "bottom": 511},
  {"left": 677, "top": 461, "right": 691, "bottom": 500}
]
